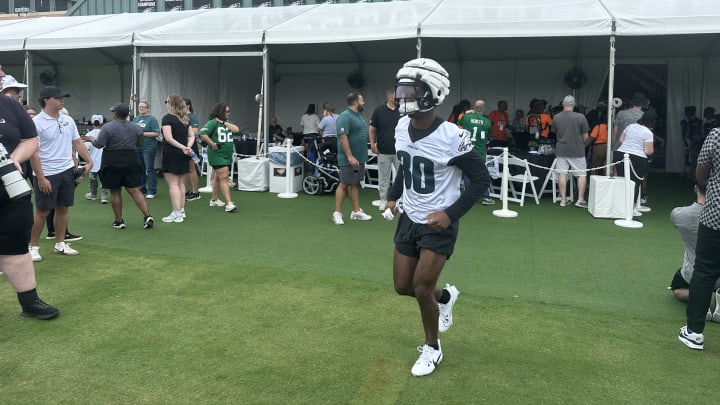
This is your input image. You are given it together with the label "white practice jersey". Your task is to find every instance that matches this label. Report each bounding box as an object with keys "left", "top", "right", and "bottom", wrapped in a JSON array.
[{"left": 394, "top": 115, "right": 474, "bottom": 223}]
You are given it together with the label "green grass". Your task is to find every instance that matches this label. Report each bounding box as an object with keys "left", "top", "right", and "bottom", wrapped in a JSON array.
[{"left": 1, "top": 171, "right": 718, "bottom": 404}]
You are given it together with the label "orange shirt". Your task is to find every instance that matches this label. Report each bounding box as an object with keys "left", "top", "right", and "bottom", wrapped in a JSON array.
[
  {"left": 590, "top": 123, "right": 608, "bottom": 144},
  {"left": 525, "top": 113, "right": 553, "bottom": 138},
  {"left": 488, "top": 110, "right": 509, "bottom": 140}
]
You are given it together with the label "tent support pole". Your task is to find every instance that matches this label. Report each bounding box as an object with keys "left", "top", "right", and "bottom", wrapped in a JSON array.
[
  {"left": 264, "top": 46, "right": 269, "bottom": 154},
  {"left": 24, "top": 51, "right": 32, "bottom": 101},
  {"left": 605, "top": 30, "right": 616, "bottom": 177},
  {"left": 132, "top": 45, "right": 138, "bottom": 113},
  {"left": 416, "top": 26, "right": 422, "bottom": 58}
]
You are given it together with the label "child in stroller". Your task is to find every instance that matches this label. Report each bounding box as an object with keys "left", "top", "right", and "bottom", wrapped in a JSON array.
[{"left": 302, "top": 136, "right": 340, "bottom": 195}]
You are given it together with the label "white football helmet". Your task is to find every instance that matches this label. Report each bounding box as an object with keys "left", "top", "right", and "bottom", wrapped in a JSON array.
[{"left": 395, "top": 58, "right": 450, "bottom": 115}]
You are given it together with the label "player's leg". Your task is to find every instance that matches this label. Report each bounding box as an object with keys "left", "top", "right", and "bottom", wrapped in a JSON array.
[{"left": 413, "top": 248, "right": 446, "bottom": 345}]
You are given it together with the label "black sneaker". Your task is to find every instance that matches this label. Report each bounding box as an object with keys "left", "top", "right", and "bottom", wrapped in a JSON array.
[
  {"left": 22, "top": 298, "right": 60, "bottom": 320},
  {"left": 45, "top": 232, "right": 56, "bottom": 240},
  {"left": 186, "top": 192, "right": 201, "bottom": 202},
  {"left": 64, "top": 231, "right": 83, "bottom": 242},
  {"left": 143, "top": 215, "right": 154, "bottom": 229},
  {"left": 112, "top": 220, "right": 126, "bottom": 229}
]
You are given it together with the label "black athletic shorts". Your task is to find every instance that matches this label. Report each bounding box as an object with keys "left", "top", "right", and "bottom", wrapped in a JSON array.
[
  {"left": 393, "top": 212, "right": 459, "bottom": 258},
  {"left": 670, "top": 268, "right": 690, "bottom": 290},
  {"left": 33, "top": 168, "right": 75, "bottom": 210},
  {"left": 0, "top": 195, "right": 33, "bottom": 255},
  {"left": 99, "top": 164, "right": 143, "bottom": 190}
]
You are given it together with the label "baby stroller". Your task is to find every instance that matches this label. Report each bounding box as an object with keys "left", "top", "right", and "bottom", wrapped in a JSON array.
[{"left": 302, "top": 137, "right": 339, "bottom": 195}]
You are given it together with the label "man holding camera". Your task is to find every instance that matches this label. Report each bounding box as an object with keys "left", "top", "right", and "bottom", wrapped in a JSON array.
[
  {"left": 0, "top": 73, "right": 59, "bottom": 319},
  {"left": 28, "top": 87, "right": 93, "bottom": 260}
]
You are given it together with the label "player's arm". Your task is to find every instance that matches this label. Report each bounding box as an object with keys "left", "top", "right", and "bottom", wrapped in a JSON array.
[
  {"left": 445, "top": 150, "right": 491, "bottom": 221},
  {"left": 385, "top": 168, "right": 405, "bottom": 213}
]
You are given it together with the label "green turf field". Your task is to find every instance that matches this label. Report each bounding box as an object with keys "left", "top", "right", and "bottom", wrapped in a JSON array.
[{"left": 1, "top": 170, "right": 717, "bottom": 404}]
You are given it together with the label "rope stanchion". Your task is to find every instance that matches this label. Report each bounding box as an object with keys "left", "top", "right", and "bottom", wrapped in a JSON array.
[
  {"left": 493, "top": 148, "right": 518, "bottom": 218},
  {"left": 614, "top": 153, "right": 643, "bottom": 229},
  {"left": 278, "top": 139, "right": 298, "bottom": 199}
]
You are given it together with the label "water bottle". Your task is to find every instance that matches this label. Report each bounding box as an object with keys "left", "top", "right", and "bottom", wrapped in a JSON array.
[{"left": 190, "top": 151, "right": 200, "bottom": 164}]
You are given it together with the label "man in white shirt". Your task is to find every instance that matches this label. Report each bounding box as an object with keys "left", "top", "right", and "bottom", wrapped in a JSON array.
[{"left": 28, "top": 86, "right": 93, "bottom": 260}]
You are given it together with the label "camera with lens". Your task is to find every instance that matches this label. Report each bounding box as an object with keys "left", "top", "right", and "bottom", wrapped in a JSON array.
[{"left": 0, "top": 143, "right": 32, "bottom": 200}]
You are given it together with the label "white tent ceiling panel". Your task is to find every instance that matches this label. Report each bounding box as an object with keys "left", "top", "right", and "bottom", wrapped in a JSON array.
[
  {"left": 134, "top": 7, "right": 307, "bottom": 47},
  {"left": 419, "top": 0, "right": 612, "bottom": 38},
  {"left": 25, "top": 11, "right": 204, "bottom": 50},
  {"left": 0, "top": 15, "right": 109, "bottom": 52},
  {"left": 604, "top": 0, "right": 720, "bottom": 36},
  {"left": 265, "top": 2, "right": 438, "bottom": 44}
]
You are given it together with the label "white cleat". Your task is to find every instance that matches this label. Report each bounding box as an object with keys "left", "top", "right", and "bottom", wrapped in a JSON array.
[
  {"left": 438, "top": 284, "right": 459, "bottom": 333},
  {"left": 411, "top": 340, "right": 443, "bottom": 377}
]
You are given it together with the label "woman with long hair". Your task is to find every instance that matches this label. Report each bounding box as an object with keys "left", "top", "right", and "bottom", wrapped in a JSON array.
[
  {"left": 184, "top": 98, "right": 202, "bottom": 201},
  {"left": 198, "top": 103, "right": 240, "bottom": 213},
  {"left": 161, "top": 94, "right": 194, "bottom": 223}
]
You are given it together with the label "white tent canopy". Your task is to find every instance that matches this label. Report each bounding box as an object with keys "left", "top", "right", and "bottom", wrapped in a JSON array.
[{"left": 0, "top": 0, "right": 718, "bottom": 172}]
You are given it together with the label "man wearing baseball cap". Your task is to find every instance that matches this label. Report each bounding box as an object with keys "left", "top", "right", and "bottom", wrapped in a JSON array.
[
  {"left": 28, "top": 86, "right": 93, "bottom": 261},
  {"left": 85, "top": 103, "right": 154, "bottom": 230}
]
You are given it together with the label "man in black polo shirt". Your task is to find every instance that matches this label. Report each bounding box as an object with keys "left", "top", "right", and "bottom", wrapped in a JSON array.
[{"left": 369, "top": 87, "right": 400, "bottom": 211}]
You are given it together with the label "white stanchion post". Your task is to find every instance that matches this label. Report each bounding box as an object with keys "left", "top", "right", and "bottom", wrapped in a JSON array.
[
  {"left": 278, "top": 138, "right": 298, "bottom": 199},
  {"left": 493, "top": 148, "right": 518, "bottom": 218},
  {"left": 614, "top": 154, "right": 642, "bottom": 228}
]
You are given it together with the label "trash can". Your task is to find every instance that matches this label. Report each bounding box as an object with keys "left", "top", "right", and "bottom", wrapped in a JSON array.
[{"left": 268, "top": 145, "right": 304, "bottom": 193}]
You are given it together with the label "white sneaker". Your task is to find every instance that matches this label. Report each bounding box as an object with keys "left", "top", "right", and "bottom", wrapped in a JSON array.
[
  {"left": 54, "top": 242, "right": 79, "bottom": 256},
  {"left": 146, "top": 194, "right": 156, "bottom": 199},
  {"left": 332, "top": 211, "right": 344, "bottom": 225},
  {"left": 162, "top": 212, "right": 184, "bottom": 223},
  {"left": 181, "top": 209, "right": 186, "bottom": 218},
  {"left": 712, "top": 289, "right": 720, "bottom": 323},
  {"left": 29, "top": 246, "right": 42, "bottom": 262},
  {"left": 411, "top": 340, "right": 443, "bottom": 377},
  {"left": 350, "top": 209, "right": 372, "bottom": 221},
  {"left": 225, "top": 202, "right": 237, "bottom": 212},
  {"left": 209, "top": 199, "right": 226, "bottom": 207},
  {"left": 378, "top": 200, "right": 387, "bottom": 211},
  {"left": 438, "top": 284, "right": 459, "bottom": 332},
  {"left": 678, "top": 326, "right": 704, "bottom": 350}
]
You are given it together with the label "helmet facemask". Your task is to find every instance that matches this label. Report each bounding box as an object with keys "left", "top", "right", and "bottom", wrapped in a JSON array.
[{"left": 395, "top": 79, "right": 435, "bottom": 115}]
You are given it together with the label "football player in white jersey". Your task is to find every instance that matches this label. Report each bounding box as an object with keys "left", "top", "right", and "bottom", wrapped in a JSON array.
[{"left": 385, "top": 58, "right": 491, "bottom": 377}]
